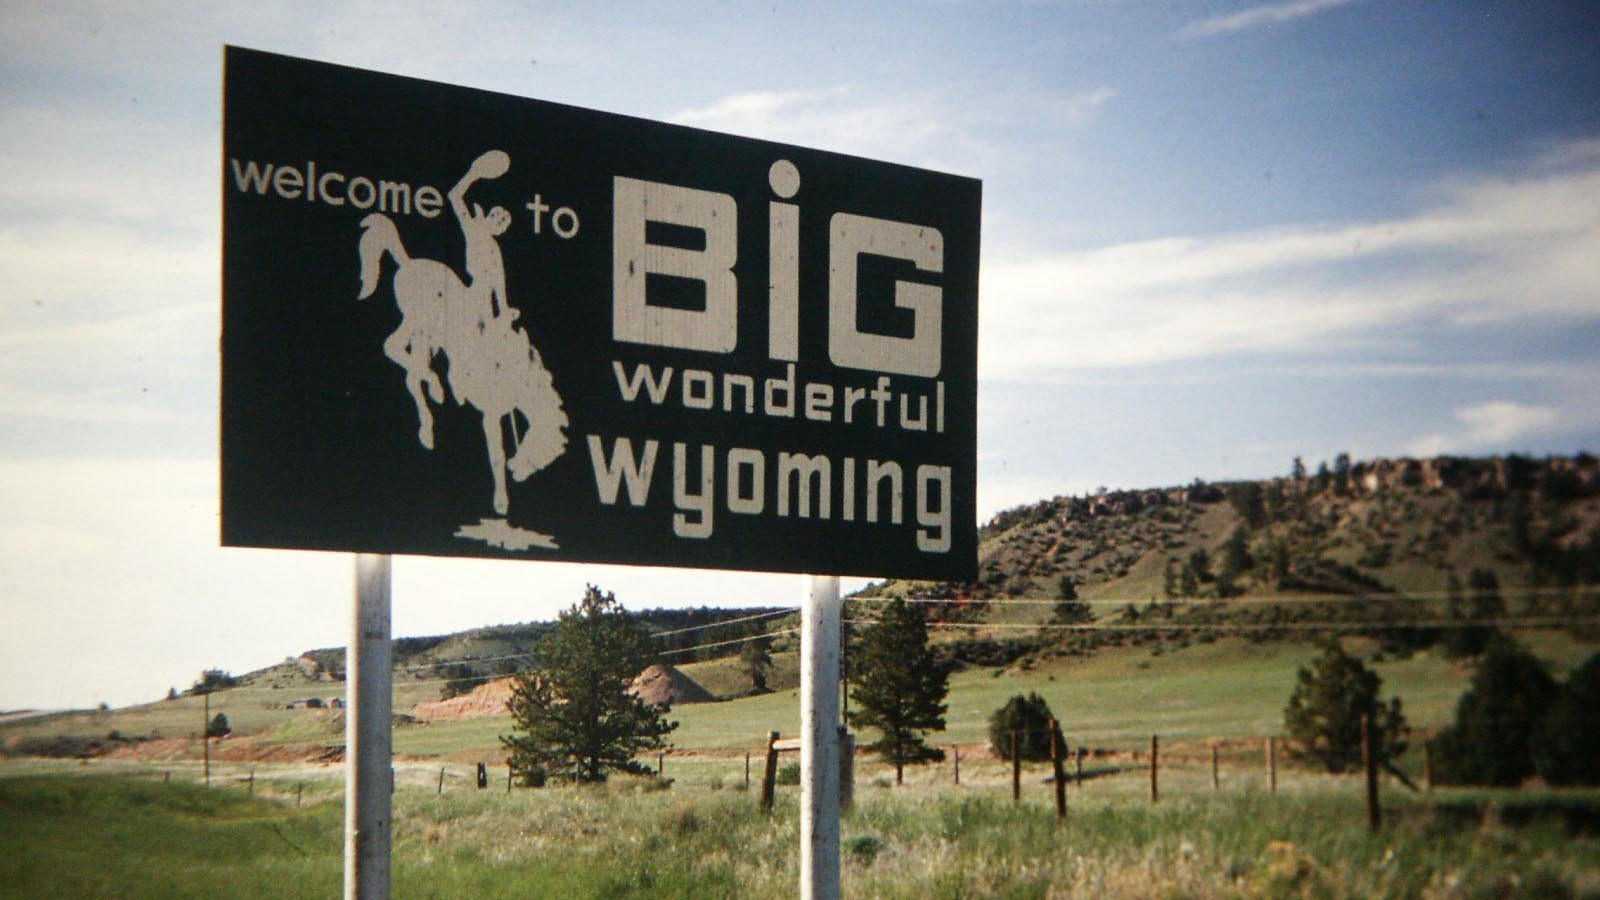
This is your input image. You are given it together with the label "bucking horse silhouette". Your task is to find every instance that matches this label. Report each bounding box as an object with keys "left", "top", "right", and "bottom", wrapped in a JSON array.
[{"left": 357, "top": 150, "right": 567, "bottom": 519}]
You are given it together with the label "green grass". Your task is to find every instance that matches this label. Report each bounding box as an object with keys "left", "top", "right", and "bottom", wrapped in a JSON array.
[
  {"left": 4, "top": 769, "right": 1598, "bottom": 898},
  {"left": 0, "top": 772, "right": 343, "bottom": 899}
]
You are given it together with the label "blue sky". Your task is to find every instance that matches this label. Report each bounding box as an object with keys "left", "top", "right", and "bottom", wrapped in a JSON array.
[{"left": 2, "top": 0, "right": 1597, "bottom": 709}]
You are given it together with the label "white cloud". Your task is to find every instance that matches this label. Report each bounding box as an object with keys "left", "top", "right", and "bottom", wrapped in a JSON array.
[
  {"left": 1175, "top": 0, "right": 1369, "bottom": 40},
  {"left": 979, "top": 148, "right": 1600, "bottom": 379},
  {"left": 1406, "top": 401, "right": 1563, "bottom": 456},
  {"left": 671, "top": 87, "right": 950, "bottom": 164}
]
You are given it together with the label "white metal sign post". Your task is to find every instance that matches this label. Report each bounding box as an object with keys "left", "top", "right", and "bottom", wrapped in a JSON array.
[
  {"left": 801, "top": 575, "right": 843, "bottom": 900},
  {"left": 347, "top": 555, "right": 392, "bottom": 900}
]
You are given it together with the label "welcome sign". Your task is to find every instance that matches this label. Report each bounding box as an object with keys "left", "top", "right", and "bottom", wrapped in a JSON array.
[{"left": 221, "top": 46, "right": 980, "bottom": 580}]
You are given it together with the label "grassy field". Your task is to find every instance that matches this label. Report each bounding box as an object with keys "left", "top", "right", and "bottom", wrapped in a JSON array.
[
  {"left": 4, "top": 762, "right": 1598, "bottom": 899},
  {"left": 11, "top": 634, "right": 1594, "bottom": 769},
  {"left": 6, "top": 632, "right": 1600, "bottom": 897}
]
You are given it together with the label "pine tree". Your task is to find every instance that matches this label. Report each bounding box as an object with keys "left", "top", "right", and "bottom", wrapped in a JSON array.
[
  {"left": 1444, "top": 568, "right": 1505, "bottom": 658},
  {"left": 739, "top": 635, "right": 774, "bottom": 695},
  {"left": 1051, "top": 577, "right": 1092, "bottom": 624},
  {"left": 500, "top": 586, "right": 676, "bottom": 784},
  {"left": 1283, "top": 641, "right": 1407, "bottom": 773},
  {"left": 206, "top": 712, "right": 231, "bottom": 738},
  {"left": 1434, "top": 636, "right": 1557, "bottom": 786},
  {"left": 847, "top": 597, "right": 949, "bottom": 784},
  {"left": 1533, "top": 653, "right": 1600, "bottom": 786},
  {"left": 1218, "top": 526, "right": 1253, "bottom": 598}
]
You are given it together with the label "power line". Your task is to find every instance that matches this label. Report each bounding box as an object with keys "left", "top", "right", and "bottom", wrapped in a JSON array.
[
  {"left": 842, "top": 615, "right": 1600, "bottom": 633},
  {"left": 392, "top": 608, "right": 801, "bottom": 675},
  {"left": 648, "top": 607, "right": 798, "bottom": 638},
  {"left": 849, "top": 583, "right": 1600, "bottom": 608},
  {"left": 398, "top": 627, "right": 803, "bottom": 689}
]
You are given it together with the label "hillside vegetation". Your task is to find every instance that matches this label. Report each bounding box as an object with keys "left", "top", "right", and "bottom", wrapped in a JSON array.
[{"left": 4, "top": 453, "right": 1596, "bottom": 766}]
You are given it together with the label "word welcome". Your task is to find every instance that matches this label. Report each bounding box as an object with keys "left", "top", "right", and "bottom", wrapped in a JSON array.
[{"left": 229, "top": 158, "right": 444, "bottom": 217}]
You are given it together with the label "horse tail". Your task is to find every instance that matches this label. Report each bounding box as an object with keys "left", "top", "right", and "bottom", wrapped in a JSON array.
[{"left": 356, "top": 213, "right": 409, "bottom": 299}]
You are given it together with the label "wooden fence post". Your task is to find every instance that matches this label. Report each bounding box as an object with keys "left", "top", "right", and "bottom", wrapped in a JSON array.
[
  {"left": 1212, "top": 744, "right": 1220, "bottom": 791},
  {"left": 506, "top": 762, "right": 513, "bottom": 794},
  {"left": 745, "top": 751, "right": 751, "bottom": 790},
  {"left": 1149, "top": 735, "right": 1159, "bottom": 804},
  {"left": 297, "top": 782, "right": 303, "bottom": 808},
  {"left": 1011, "top": 729, "right": 1021, "bottom": 805},
  {"left": 437, "top": 767, "right": 445, "bottom": 795},
  {"left": 1075, "top": 747, "right": 1084, "bottom": 787},
  {"left": 839, "top": 728, "right": 855, "bottom": 811},
  {"left": 761, "top": 730, "right": 780, "bottom": 811},
  {"left": 657, "top": 752, "right": 664, "bottom": 777},
  {"left": 248, "top": 767, "right": 255, "bottom": 797},
  {"left": 953, "top": 747, "right": 960, "bottom": 786},
  {"left": 1267, "top": 737, "right": 1277, "bottom": 794},
  {"left": 203, "top": 690, "right": 211, "bottom": 788},
  {"left": 1362, "top": 714, "right": 1381, "bottom": 832},
  {"left": 1049, "top": 719, "right": 1066, "bottom": 821}
]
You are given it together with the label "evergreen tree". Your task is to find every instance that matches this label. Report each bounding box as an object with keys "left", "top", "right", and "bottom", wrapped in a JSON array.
[
  {"left": 1333, "top": 452, "right": 1352, "bottom": 494},
  {"left": 1218, "top": 526, "right": 1253, "bottom": 598},
  {"left": 190, "top": 669, "right": 238, "bottom": 695},
  {"left": 435, "top": 662, "right": 480, "bottom": 700},
  {"left": 1434, "top": 637, "right": 1557, "bottom": 787},
  {"left": 1444, "top": 568, "right": 1505, "bottom": 658},
  {"left": 206, "top": 712, "right": 231, "bottom": 738},
  {"left": 847, "top": 597, "right": 949, "bottom": 784},
  {"left": 739, "top": 635, "right": 774, "bottom": 695},
  {"left": 1228, "top": 482, "right": 1266, "bottom": 529},
  {"left": 1051, "top": 577, "right": 1092, "bottom": 624},
  {"left": 1533, "top": 653, "right": 1600, "bottom": 786},
  {"left": 1283, "top": 641, "right": 1407, "bottom": 773},
  {"left": 500, "top": 586, "right": 676, "bottom": 784},
  {"left": 988, "top": 693, "right": 1065, "bottom": 762}
]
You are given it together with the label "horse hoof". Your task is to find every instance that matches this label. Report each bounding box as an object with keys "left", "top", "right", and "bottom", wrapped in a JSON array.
[{"left": 419, "top": 427, "right": 434, "bottom": 450}]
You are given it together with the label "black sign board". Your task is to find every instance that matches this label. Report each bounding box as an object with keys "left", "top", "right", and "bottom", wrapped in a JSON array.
[{"left": 222, "top": 46, "right": 980, "bottom": 580}]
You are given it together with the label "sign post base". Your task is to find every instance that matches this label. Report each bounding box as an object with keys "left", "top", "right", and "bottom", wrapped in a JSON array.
[
  {"left": 346, "top": 554, "right": 392, "bottom": 900},
  {"left": 800, "top": 574, "right": 842, "bottom": 900}
]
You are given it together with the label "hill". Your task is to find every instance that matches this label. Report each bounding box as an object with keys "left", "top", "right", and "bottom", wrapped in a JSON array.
[
  {"left": 218, "top": 452, "right": 1600, "bottom": 699},
  {"left": 857, "top": 453, "right": 1598, "bottom": 661}
]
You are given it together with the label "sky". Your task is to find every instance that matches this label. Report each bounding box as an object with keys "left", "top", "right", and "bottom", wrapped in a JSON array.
[{"left": 2, "top": 0, "right": 1597, "bottom": 710}]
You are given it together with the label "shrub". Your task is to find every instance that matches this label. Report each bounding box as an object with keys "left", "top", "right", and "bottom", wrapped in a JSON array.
[
  {"left": 776, "top": 762, "right": 800, "bottom": 785},
  {"left": 1532, "top": 653, "right": 1600, "bottom": 786},
  {"left": 987, "top": 693, "right": 1065, "bottom": 762},
  {"left": 844, "top": 834, "right": 883, "bottom": 865},
  {"left": 1434, "top": 637, "right": 1557, "bottom": 786}
]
